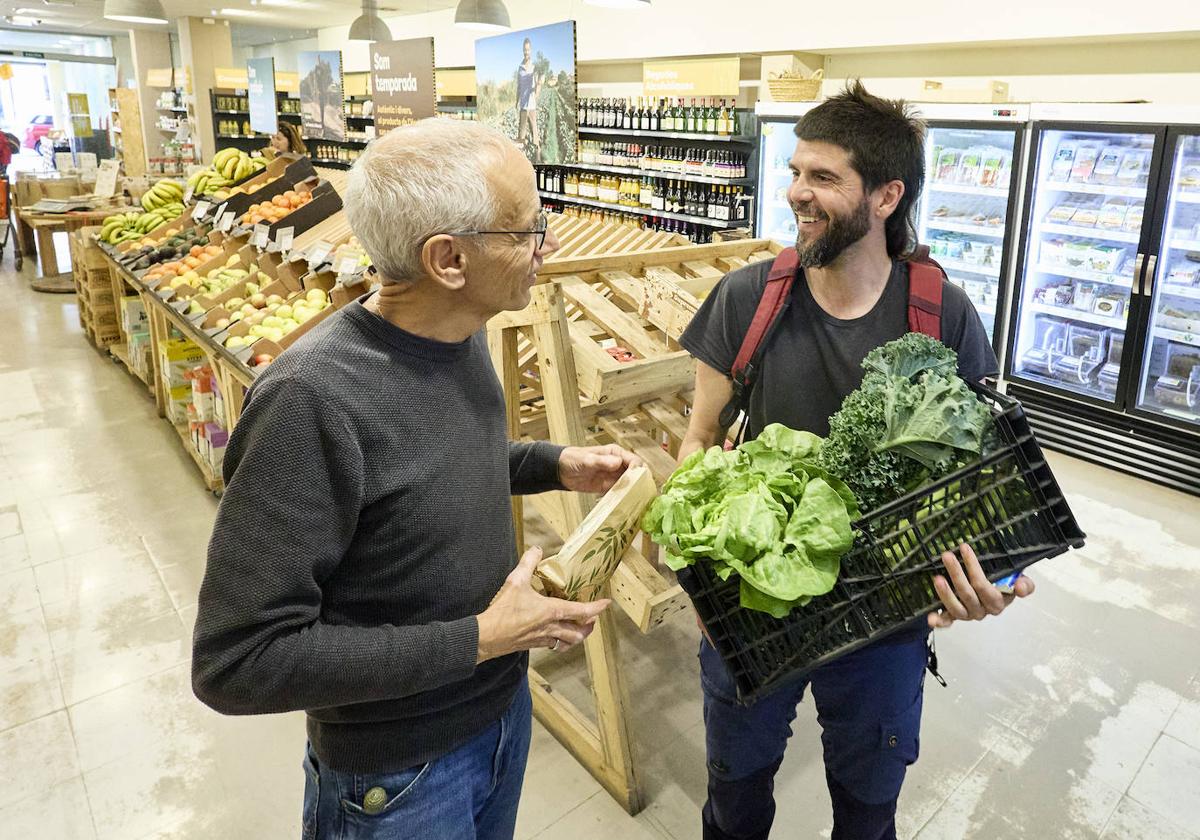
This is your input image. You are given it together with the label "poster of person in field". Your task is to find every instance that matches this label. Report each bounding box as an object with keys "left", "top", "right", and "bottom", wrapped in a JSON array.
[
  {"left": 475, "top": 20, "right": 577, "bottom": 165},
  {"left": 298, "top": 50, "right": 346, "bottom": 142}
]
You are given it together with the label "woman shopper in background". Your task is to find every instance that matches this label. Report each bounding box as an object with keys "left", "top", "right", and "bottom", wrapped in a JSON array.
[{"left": 267, "top": 122, "right": 308, "bottom": 158}]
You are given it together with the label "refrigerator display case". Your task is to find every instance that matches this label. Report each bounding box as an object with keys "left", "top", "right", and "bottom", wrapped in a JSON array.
[
  {"left": 1134, "top": 131, "right": 1200, "bottom": 428},
  {"left": 754, "top": 101, "right": 821, "bottom": 245},
  {"left": 1005, "top": 105, "right": 1200, "bottom": 497},
  {"left": 916, "top": 104, "right": 1029, "bottom": 350}
]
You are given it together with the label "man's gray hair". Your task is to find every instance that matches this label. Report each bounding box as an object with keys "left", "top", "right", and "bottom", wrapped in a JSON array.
[{"left": 344, "top": 119, "right": 513, "bottom": 284}]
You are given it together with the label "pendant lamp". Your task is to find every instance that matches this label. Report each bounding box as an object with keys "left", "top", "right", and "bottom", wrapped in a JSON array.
[
  {"left": 103, "top": 0, "right": 168, "bottom": 24},
  {"left": 453, "top": 0, "right": 510, "bottom": 32},
  {"left": 349, "top": 0, "right": 392, "bottom": 40}
]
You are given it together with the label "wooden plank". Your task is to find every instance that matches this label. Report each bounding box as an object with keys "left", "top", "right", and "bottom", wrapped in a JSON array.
[
  {"left": 639, "top": 398, "right": 691, "bottom": 446},
  {"left": 597, "top": 416, "right": 679, "bottom": 486},
  {"left": 716, "top": 255, "right": 749, "bottom": 272},
  {"left": 681, "top": 260, "right": 725, "bottom": 280},
  {"left": 594, "top": 352, "right": 694, "bottom": 406},
  {"left": 562, "top": 280, "right": 668, "bottom": 359},
  {"left": 609, "top": 548, "right": 691, "bottom": 632},
  {"left": 748, "top": 250, "right": 776, "bottom": 263},
  {"left": 537, "top": 237, "right": 778, "bottom": 278},
  {"left": 567, "top": 320, "right": 618, "bottom": 399},
  {"left": 648, "top": 264, "right": 718, "bottom": 300}
]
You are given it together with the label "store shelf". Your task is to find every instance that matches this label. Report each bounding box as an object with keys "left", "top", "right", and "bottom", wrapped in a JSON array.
[
  {"left": 557, "top": 161, "right": 753, "bottom": 186},
  {"left": 310, "top": 158, "right": 353, "bottom": 168},
  {"left": 537, "top": 190, "right": 744, "bottom": 229},
  {"left": 1038, "top": 180, "right": 1146, "bottom": 198},
  {"left": 938, "top": 258, "right": 1001, "bottom": 278},
  {"left": 1034, "top": 263, "right": 1132, "bottom": 288},
  {"left": 214, "top": 109, "right": 249, "bottom": 115},
  {"left": 1040, "top": 223, "right": 1141, "bottom": 244},
  {"left": 174, "top": 423, "right": 222, "bottom": 492},
  {"left": 1170, "top": 237, "right": 1200, "bottom": 251},
  {"left": 345, "top": 114, "right": 374, "bottom": 121},
  {"left": 1159, "top": 283, "right": 1200, "bottom": 302},
  {"left": 1027, "top": 301, "right": 1128, "bottom": 330},
  {"left": 926, "top": 219, "right": 1006, "bottom": 237},
  {"left": 1152, "top": 403, "right": 1200, "bottom": 423},
  {"left": 1175, "top": 191, "right": 1200, "bottom": 204},
  {"left": 1157, "top": 327, "right": 1200, "bottom": 348},
  {"left": 579, "top": 126, "right": 751, "bottom": 143},
  {"left": 926, "top": 182, "right": 1010, "bottom": 198},
  {"left": 217, "top": 135, "right": 260, "bottom": 140},
  {"left": 109, "top": 342, "right": 150, "bottom": 385},
  {"left": 158, "top": 106, "right": 189, "bottom": 113}
]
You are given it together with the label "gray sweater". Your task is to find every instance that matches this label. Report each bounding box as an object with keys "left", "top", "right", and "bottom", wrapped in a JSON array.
[{"left": 192, "top": 298, "right": 565, "bottom": 774}]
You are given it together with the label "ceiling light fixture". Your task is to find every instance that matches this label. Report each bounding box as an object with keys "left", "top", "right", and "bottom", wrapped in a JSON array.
[
  {"left": 583, "top": 0, "right": 650, "bottom": 7},
  {"left": 453, "top": 0, "right": 509, "bottom": 32},
  {"left": 102, "top": 0, "right": 167, "bottom": 23},
  {"left": 215, "top": 7, "right": 263, "bottom": 15},
  {"left": 348, "top": 0, "right": 390, "bottom": 40}
]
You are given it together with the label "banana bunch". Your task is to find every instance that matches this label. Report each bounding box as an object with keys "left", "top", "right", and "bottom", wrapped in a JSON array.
[
  {"left": 98, "top": 203, "right": 186, "bottom": 244},
  {"left": 141, "top": 178, "right": 184, "bottom": 212},
  {"left": 188, "top": 149, "right": 267, "bottom": 197}
]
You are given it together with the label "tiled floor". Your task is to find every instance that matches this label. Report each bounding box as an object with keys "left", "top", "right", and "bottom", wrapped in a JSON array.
[{"left": 1, "top": 260, "right": 1199, "bottom": 839}]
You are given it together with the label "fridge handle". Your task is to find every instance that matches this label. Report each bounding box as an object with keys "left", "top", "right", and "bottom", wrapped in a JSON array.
[
  {"left": 1143, "top": 254, "right": 1158, "bottom": 296},
  {"left": 1132, "top": 253, "right": 1146, "bottom": 295}
]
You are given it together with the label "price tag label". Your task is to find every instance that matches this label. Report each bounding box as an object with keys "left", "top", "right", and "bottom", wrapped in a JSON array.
[
  {"left": 275, "top": 226, "right": 295, "bottom": 252},
  {"left": 183, "top": 186, "right": 195, "bottom": 204},
  {"left": 252, "top": 224, "right": 270, "bottom": 248},
  {"left": 216, "top": 211, "right": 235, "bottom": 232},
  {"left": 306, "top": 241, "right": 333, "bottom": 268},
  {"left": 191, "top": 200, "right": 210, "bottom": 222},
  {"left": 213, "top": 202, "right": 228, "bottom": 223},
  {"left": 337, "top": 256, "right": 359, "bottom": 276}
]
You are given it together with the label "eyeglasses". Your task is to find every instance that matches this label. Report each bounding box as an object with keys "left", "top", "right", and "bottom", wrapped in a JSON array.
[{"left": 445, "top": 211, "right": 550, "bottom": 250}]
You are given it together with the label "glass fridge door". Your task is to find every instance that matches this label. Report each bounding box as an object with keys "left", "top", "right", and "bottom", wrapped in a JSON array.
[
  {"left": 757, "top": 119, "right": 798, "bottom": 246},
  {"left": 1135, "top": 133, "right": 1200, "bottom": 428},
  {"left": 919, "top": 125, "right": 1018, "bottom": 342},
  {"left": 1009, "top": 127, "right": 1156, "bottom": 402}
]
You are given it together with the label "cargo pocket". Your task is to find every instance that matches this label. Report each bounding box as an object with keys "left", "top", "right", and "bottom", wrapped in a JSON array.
[{"left": 867, "top": 693, "right": 924, "bottom": 803}]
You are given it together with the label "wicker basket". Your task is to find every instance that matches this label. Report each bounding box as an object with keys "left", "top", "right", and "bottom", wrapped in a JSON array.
[{"left": 767, "top": 69, "right": 823, "bottom": 102}]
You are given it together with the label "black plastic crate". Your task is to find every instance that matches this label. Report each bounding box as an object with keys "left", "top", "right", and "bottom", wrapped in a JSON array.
[{"left": 676, "top": 383, "right": 1086, "bottom": 703}]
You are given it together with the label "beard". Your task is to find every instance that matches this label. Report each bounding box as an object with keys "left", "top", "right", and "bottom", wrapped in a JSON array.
[{"left": 794, "top": 196, "right": 872, "bottom": 268}]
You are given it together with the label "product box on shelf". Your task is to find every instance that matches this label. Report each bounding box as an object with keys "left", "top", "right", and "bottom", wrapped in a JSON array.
[
  {"left": 187, "top": 365, "right": 215, "bottom": 422},
  {"left": 163, "top": 381, "right": 192, "bottom": 425},
  {"left": 206, "top": 423, "right": 229, "bottom": 473},
  {"left": 159, "top": 336, "right": 206, "bottom": 387},
  {"left": 210, "top": 373, "right": 226, "bottom": 426},
  {"left": 129, "top": 331, "right": 152, "bottom": 379},
  {"left": 120, "top": 296, "right": 148, "bottom": 336}
]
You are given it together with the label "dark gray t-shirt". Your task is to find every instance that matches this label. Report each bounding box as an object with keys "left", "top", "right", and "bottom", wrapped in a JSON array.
[{"left": 681, "top": 259, "right": 999, "bottom": 440}]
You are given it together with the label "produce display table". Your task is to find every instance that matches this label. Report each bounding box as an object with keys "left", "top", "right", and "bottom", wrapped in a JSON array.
[{"left": 21, "top": 206, "right": 133, "bottom": 291}]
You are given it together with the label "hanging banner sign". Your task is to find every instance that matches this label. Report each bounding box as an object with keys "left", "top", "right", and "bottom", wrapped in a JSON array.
[
  {"left": 215, "top": 67, "right": 249, "bottom": 90},
  {"left": 370, "top": 37, "right": 437, "bottom": 136},
  {"left": 247, "top": 57, "right": 278, "bottom": 136},
  {"left": 299, "top": 51, "right": 346, "bottom": 142},
  {"left": 643, "top": 57, "right": 740, "bottom": 97}
]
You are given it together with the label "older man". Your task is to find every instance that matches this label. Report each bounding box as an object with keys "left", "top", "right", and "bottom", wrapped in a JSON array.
[{"left": 192, "top": 119, "right": 638, "bottom": 840}]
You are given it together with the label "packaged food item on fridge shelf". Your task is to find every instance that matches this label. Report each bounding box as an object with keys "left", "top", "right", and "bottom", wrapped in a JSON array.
[
  {"left": 1033, "top": 280, "right": 1071, "bottom": 304},
  {"left": 1053, "top": 283, "right": 1075, "bottom": 306},
  {"left": 1179, "top": 164, "right": 1200, "bottom": 191},
  {"left": 1049, "top": 140, "right": 1079, "bottom": 181},
  {"left": 1072, "top": 202, "right": 1102, "bottom": 227},
  {"left": 935, "top": 148, "right": 961, "bottom": 182},
  {"left": 1158, "top": 306, "right": 1200, "bottom": 332},
  {"left": 979, "top": 149, "right": 1006, "bottom": 188},
  {"left": 1063, "top": 241, "right": 1093, "bottom": 268},
  {"left": 1074, "top": 282, "right": 1098, "bottom": 312},
  {"left": 1123, "top": 202, "right": 1145, "bottom": 233},
  {"left": 1167, "top": 262, "right": 1200, "bottom": 287},
  {"left": 1069, "top": 145, "right": 1101, "bottom": 183},
  {"left": 957, "top": 148, "right": 983, "bottom": 185},
  {"left": 1047, "top": 201, "right": 1080, "bottom": 224},
  {"left": 1092, "top": 295, "right": 1125, "bottom": 318},
  {"left": 1098, "top": 198, "right": 1128, "bottom": 230},
  {"left": 1088, "top": 245, "right": 1125, "bottom": 275},
  {"left": 1040, "top": 238, "right": 1068, "bottom": 266},
  {"left": 1117, "top": 149, "right": 1150, "bottom": 186},
  {"left": 1091, "top": 146, "right": 1126, "bottom": 185}
]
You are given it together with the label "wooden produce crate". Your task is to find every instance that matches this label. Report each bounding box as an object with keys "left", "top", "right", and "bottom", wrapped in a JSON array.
[{"left": 541, "top": 212, "right": 689, "bottom": 275}]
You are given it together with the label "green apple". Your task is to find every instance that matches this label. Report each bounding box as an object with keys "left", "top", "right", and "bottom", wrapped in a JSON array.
[
  {"left": 262, "top": 315, "right": 284, "bottom": 329},
  {"left": 281, "top": 320, "right": 299, "bottom": 335},
  {"left": 264, "top": 327, "right": 284, "bottom": 342},
  {"left": 245, "top": 281, "right": 260, "bottom": 295},
  {"left": 275, "top": 304, "right": 293, "bottom": 320},
  {"left": 305, "top": 288, "right": 328, "bottom": 305},
  {"left": 266, "top": 294, "right": 284, "bottom": 306},
  {"left": 225, "top": 335, "right": 247, "bottom": 350}
]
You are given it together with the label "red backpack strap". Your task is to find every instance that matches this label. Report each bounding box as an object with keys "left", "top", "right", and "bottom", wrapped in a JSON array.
[
  {"left": 730, "top": 247, "right": 798, "bottom": 382},
  {"left": 906, "top": 256, "right": 945, "bottom": 341},
  {"left": 719, "top": 247, "right": 798, "bottom": 437}
]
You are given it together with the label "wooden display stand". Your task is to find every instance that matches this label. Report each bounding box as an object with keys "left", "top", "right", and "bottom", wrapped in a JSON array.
[
  {"left": 111, "top": 87, "right": 148, "bottom": 179},
  {"left": 486, "top": 237, "right": 783, "bottom": 813}
]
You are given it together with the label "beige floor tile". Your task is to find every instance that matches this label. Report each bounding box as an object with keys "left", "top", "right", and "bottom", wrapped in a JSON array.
[
  {"left": 0, "top": 654, "right": 66, "bottom": 733},
  {"left": 41, "top": 569, "right": 176, "bottom": 658},
  {"left": 34, "top": 545, "right": 164, "bottom": 609},
  {"left": 0, "top": 508, "right": 20, "bottom": 538},
  {"left": 1127, "top": 735, "right": 1200, "bottom": 832},
  {"left": 0, "top": 775, "right": 97, "bottom": 840},
  {"left": 157, "top": 559, "right": 206, "bottom": 611},
  {"left": 22, "top": 525, "right": 65, "bottom": 566},
  {"left": 515, "top": 720, "right": 607, "bottom": 840},
  {"left": 1100, "top": 795, "right": 1199, "bottom": 840},
  {"left": 0, "top": 531, "right": 32, "bottom": 573},
  {"left": 0, "top": 565, "right": 41, "bottom": 613},
  {"left": 532, "top": 791, "right": 670, "bottom": 840},
  {"left": 0, "top": 605, "right": 54, "bottom": 670},
  {"left": 1164, "top": 682, "right": 1200, "bottom": 752},
  {"left": 53, "top": 610, "right": 190, "bottom": 706},
  {"left": 0, "top": 710, "right": 82, "bottom": 810}
]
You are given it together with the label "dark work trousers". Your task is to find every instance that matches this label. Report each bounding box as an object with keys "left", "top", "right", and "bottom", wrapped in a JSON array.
[{"left": 699, "top": 631, "right": 930, "bottom": 840}]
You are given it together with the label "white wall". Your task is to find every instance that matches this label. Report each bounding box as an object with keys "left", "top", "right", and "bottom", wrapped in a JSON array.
[{"left": 315, "top": 0, "right": 1200, "bottom": 67}]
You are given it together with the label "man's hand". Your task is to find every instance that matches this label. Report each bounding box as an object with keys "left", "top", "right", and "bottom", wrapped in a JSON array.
[
  {"left": 476, "top": 547, "right": 611, "bottom": 663},
  {"left": 928, "top": 543, "right": 1036, "bottom": 629},
  {"left": 558, "top": 444, "right": 642, "bottom": 494}
]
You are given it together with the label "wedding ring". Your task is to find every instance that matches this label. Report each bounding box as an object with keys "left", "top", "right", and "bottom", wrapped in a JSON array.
[{"left": 551, "top": 639, "right": 560, "bottom": 651}]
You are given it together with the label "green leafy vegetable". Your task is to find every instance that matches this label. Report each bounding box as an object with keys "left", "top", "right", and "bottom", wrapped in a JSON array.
[
  {"left": 818, "top": 333, "right": 992, "bottom": 512},
  {"left": 643, "top": 425, "right": 858, "bottom": 617}
]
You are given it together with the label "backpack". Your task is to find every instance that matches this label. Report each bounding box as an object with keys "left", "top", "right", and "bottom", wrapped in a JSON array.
[{"left": 717, "top": 246, "right": 946, "bottom": 443}]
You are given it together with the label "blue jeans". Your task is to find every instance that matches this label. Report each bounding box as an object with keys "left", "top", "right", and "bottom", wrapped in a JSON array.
[
  {"left": 300, "top": 678, "right": 532, "bottom": 840},
  {"left": 700, "top": 634, "right": 929, "bottom": 840}
]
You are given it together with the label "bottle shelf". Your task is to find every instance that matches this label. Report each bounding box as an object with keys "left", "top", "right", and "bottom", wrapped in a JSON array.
[
  {"left": 579, "top": 126, "right": 751, "bottom": 143},
  {"left": 554, "top": 161, "right": 752, "bottom": 186},
  {"left": 538, "top": 190, "right": 744, "bottom": 229}
]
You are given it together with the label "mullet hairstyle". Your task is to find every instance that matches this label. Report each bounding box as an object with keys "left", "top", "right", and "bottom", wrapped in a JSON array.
[{"left": 794, "top": 80, "right": 926, "bottom": 258}]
